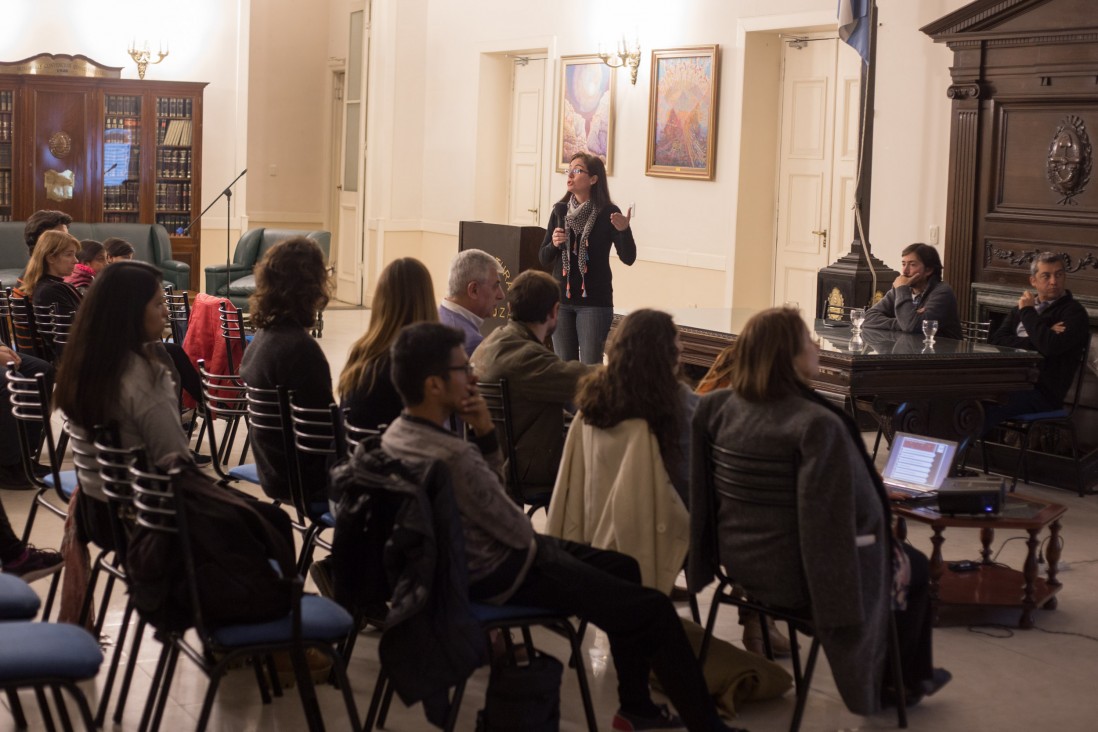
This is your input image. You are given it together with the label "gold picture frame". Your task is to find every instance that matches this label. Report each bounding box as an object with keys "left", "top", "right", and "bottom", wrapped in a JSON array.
[
  {"left": 557, "top": 55, "right": 615, "bottom": 174},
  {"left": 645, "top": 45, "right": 720, "bottom": 180}
]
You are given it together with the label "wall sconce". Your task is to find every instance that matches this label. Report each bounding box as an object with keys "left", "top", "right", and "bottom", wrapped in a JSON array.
[
  {"left": 127, "top": 40, "right": 169, "bottom": 80},
  {"left": 598, "top": 36, "right": 641, "bottom": 85}
]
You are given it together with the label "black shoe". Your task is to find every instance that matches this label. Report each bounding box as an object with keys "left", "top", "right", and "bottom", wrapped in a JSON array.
[
  {"left": 190, "top": 450, "right": 212, "bottom": 466},
  {"left": 922, "top": 667, "right": 952, "bottom": 697}
]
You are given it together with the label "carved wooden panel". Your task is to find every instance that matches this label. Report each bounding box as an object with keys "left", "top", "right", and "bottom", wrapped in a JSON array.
[{"left": 30, "top": 87, "right": 91, "bottom": 221}]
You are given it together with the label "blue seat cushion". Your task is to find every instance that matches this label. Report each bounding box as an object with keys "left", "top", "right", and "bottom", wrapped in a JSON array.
[
  {"left": 43, "top": 470, "right": 79, "bottom": 499},
  {"left": 0, "top": 623, "right": 103, "bottom": 680},
  {"left": 1009, "top": 409, "right": 1069, "bottom": 423},
  {"left": 0, "top": 574, "right": 41, "bottom": 620},
  {"left": 210, "top": 595, "right": 353, "bottom": 647},
  {"left": 228, "top": 463, "right": 260, "bottom": 484},
  {"left": 470, "top": 602, "right": 569, "bottom": 624}
]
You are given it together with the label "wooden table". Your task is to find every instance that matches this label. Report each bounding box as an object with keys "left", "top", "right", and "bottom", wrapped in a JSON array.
[{"left": 892, "top": 494, "right": 1066, "bottom": 629}]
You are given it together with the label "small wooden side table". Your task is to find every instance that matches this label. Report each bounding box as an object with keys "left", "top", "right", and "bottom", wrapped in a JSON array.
[{"left": 892, "top": 493, "right": 1066, "bottom": 629}]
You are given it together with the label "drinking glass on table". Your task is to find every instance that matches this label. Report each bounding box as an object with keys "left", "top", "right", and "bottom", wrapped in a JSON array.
[
  {"left": 922, "top": 319, "right": 939, "bottom": 344},
  {"left": 850, "top": 308, "right": 865, "bottom": 333}
]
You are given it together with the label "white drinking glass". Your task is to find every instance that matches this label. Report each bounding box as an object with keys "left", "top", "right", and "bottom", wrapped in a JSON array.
[
  {"left": 850, "top": 308, "right": 865, "bottom": 333},
  {"left": 922, "top": 319, "right": 939, "bottom": 343}
]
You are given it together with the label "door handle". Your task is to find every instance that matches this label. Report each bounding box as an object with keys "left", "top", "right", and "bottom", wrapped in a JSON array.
[
  {"left": 528, "top": 207, "right": 539, "bottom": 215},
  {"left": 812, "top": 229, "right": 828, "bottom": 246}
]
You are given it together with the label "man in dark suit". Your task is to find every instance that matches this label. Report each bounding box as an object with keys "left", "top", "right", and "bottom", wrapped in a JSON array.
[{"left": 985, "top": 252, "right": 1090, "bottom": 431}]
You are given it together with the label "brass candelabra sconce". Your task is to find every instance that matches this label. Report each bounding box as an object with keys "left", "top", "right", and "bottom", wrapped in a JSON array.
[
  {"left": 598, "top": 36, "right": 641, "bottom": 85},
  {"left": 127, "top": 41, "right": 169, "bottom": 80}
]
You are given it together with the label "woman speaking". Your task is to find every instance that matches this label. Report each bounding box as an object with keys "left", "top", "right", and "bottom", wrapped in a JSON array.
[{"left": 539, "top": 152, "right": 635, "bottom": 364}]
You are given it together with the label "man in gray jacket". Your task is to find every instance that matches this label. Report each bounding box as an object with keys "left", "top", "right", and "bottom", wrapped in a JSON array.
[
  {"left": 382, "top": 322, "right": 741, "bottom": 732},
  {"left": 471, "top": 270, "right": 592, "bottom": 502},
  {"left": 862, "top": 243, "right": 962, "bottom": 340}
]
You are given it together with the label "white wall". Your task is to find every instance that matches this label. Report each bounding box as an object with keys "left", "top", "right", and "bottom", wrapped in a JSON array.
[{"left": 365, "top": 0, "right": 972, "bottom": 311}]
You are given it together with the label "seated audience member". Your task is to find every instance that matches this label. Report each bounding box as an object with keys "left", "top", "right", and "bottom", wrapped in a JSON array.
[
  {"left": 340, "top": 257, "right": 438, "bottom": 430},
  {"left": 54, "top": 262, "right": 194, "bottom": 554},
  {"left": 689, "top": 307, "right": 949, "bottom": 714},
  {"left": 0, "top": 499, "right": 62, "bottom": 581},
  {"left": 13, "top": 210, "right": 73, "bottom": 298},
  {"left": 985, "top": 252, "right": 1090, "bottom": 431},
  {"left": 547, "top": 308, "right": 690, "bottom": 592},
  {"left": 103, "top": 237, "right": 135, "bottom": 263},
  {"left": 240, "top": 237, "right": 332, "bottom": 505},
  {"left": 471, "top": 269, "right": 591, "bottom": 499},
  {"left": 23, "top": 230, "right": 82, "bottom": 318},
  {"left": 383, "top": 322, "right": 744, "bottom": 732},
  {"left": 65, "top": 240, "right": 108, "bottom": 293},
  {"left": 696, "top": 343, "right": 735, "bottom": 396},
  {"left": 862, "top": 243, "right": 962, "bottom": 340},
  {"left": 438, "top": 248, "right": 504, "bottom": 355}
]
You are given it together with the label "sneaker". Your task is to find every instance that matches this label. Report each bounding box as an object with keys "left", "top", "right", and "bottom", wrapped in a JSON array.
[
  {"left": 612, "top": 704, "right": 687, "bottom": 731},
  {"left": 2, "top": 545, "right": 64, "bottom": 582}
]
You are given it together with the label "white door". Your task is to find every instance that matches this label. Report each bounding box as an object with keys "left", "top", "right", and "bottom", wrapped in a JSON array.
[
  {"left": 772, "top": 37, "right": 861, "bottom": 313},
  {"left": 335, "top": 4, "right": 368, "bottom": 305},
  {"left": 507, "top": 58, "right": 545, "bottom": 226}
]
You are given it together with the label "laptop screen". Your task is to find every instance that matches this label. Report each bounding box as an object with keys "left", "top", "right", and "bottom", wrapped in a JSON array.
[{"left": 881, "top": 433, "right": 958, "bottom": 493}]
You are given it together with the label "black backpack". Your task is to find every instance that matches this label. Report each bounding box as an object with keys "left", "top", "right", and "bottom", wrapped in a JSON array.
[
  {"left": 126, "top": 463, "right": 296, "bottom": 633},
  {"left": 476, "top": 644, "right": 563, "bottom": 732}
]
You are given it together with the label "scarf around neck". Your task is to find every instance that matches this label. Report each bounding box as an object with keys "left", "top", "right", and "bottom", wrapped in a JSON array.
[{"left": 563, "top": 195, "right": 599, "bottom": 299}]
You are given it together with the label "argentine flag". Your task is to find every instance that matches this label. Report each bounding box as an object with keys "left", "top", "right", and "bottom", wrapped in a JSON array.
[{"left": 838, "top": 0, "right": 871, "bottom": 64}]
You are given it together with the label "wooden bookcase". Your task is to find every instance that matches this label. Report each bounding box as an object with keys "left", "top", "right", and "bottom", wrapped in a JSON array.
[{"left": 0, "top": 74, "right": 206, "bottom": 290}]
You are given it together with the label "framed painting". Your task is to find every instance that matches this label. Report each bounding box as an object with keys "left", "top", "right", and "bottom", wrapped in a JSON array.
[
  {"left": 557, "top": 55, "right": 615, "bottom": 174},
  {"left": 646, "top": 45, "right": 720, "bottom": 180}
]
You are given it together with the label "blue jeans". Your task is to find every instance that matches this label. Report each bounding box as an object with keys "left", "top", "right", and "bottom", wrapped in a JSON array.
[{"left": 553, "top": 304, "right": 614, "bottom": 365}]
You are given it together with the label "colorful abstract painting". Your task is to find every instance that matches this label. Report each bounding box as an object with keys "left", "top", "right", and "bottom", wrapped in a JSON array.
[
  {"left": 558, "top": 56, "right": 615, "bottom": 173},
  {"left": 646, "top": 46, "right": 720, "bottom": 179}
]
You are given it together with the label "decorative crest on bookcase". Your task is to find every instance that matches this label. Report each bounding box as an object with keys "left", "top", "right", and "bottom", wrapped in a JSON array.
[{"left": 0, "top": 53, "right": 122, "bottom": 78}]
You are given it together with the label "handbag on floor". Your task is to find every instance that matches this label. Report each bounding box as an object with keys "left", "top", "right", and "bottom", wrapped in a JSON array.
[{"left": 476, "top": 642, "right": 562, "bottom": 732}]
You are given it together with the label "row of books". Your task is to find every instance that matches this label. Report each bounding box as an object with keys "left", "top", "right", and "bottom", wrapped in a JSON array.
[
  {"left": 157, "top": 213, "right": 190, "bottom": 233},
  {"left": 105, "top": 96, "right": 141, "bottom": 116},
  {"left": 104, "top": 213, "right": 139, "bottom": 224},
  {"left": 0, "top": 170, "right": 11, "bottom": 206},
  {"left": 156, "top": 149, "right": 192, "bottom": 179},
  {"left": 0, "top": 116, "right": 12, "bottom": 144},
  {"left": 0, "top": 215, "right": 11, "bottom": 222},
  {"left": 0, "top": 145, "right": 10, "bottom": 167},
  {"left": 0, "top": 92, "right": 11, "bottom": 113},
  {"left": 104, "top": 182, "right": 140, "bottom": 211},
  {"left": 104, "top": 116, "right": 140, "bottom": 144},
  {"left": 156, "top": 182, "right": 191, "bottom": 212},
  {"left": 157, "top": 119, "right": 193, "bottom": 146},
  {"left": 157, "top": 97, "right": 193, "bottom": 118}
]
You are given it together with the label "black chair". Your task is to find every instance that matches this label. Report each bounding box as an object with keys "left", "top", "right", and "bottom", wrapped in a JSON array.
[
  {"left": 128, "top": 461, "right": 361, "bottom": 732},
  {"left": 196, "top": 359, "right": 255, "bottom": 483},
  {"left": 165, "top": 286, "right": 191, "bottom": 345},
  {"left": 286, "top": 392, "right": 343, "bottom": 575},
  {"left": 342, "top": 414, "right": 384, "bottom": 453},
  {"left": 476, "top": 378, "right": 552, "bottom": 516},
  {"left": 699, "top": 440, "right": 908, "bottom": 732},
  {"left": 10, "top": 292, "right": 48, "bottom": 359},
  {"left": 960, "top": 319, "right": 990, "bottom": 343},
  {"left": 0, "top": 288, "right": 14, "bottom": 346},
  {"left": 48, "top": 308, "right": 73, "bottom": 351},
  {"left": 980, "top": 341, "right": 1092, "bottom": 496},
  {"left": 218, "top": 301, "right": 249, "bottom": 374}
]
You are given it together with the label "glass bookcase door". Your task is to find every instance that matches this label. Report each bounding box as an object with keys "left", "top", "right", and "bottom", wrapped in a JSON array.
[
  {"left": 154, "top": 95, "right": 194, "bottom": 235},
  {"left": 0, "top": 89, "right": 14, "bottom": 222},
  {"left": 103, "top": 94, "right": 142, "bottom": 223}
]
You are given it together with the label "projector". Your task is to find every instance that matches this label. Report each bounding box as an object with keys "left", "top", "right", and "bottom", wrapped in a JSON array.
[{"left": 937, "top": 477, "right": 1006, "bottom": 516}]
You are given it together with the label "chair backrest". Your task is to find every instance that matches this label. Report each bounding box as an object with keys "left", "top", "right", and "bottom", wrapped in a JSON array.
[
  {"left": 289, "top": 392, "right": 346, "bottom": 461},
  {"left": 218, "top": 301, "right": 248, "bottom": 373},
  {"left": 10, "top": 293, "right": 46, "bottom": 358},
  {"left": 342, "top": 410, "right": 383, "bottom": 453},
  {"left": 476, "top": 378, "right": 523, "bottom": 503},
  {"left": 5, "top": 365, "right": 65, "bottom": 497},
  {"left": 88, "top": 425, "right": 140, "bottom": 565},
  {"left": 246, "top": 384, "right": 305, "bottom": 519},
  {"left": 961, "top": 320, "right": 990, "bottom": 343},
  {"left": 0, "top": 288, "right": 13, "bottom": 346},
  {"left": 164, "top": 285, "right": 191, "bottom": 344},
  {"left": 1063, "top": 338, "right": 1092, "bottom": 417},
  {"left": 50, "top": 308, "right": 73, "bottom": 349}
]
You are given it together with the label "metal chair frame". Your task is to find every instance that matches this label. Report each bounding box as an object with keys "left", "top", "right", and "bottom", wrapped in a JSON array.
[
  {"left": 218, "top": 301, "right": 249, "bottom": 374},
  {"left": 476, "top": 378, "right": 551, "bottom": 516},
  {"left": 196, "top": 360, "right": 254, "bottom": 482}
]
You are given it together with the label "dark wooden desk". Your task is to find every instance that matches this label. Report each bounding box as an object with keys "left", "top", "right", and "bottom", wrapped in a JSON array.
[
  {"left": 893, "top": 494, "right": 1066, "bottom": 629},
  {"left": 657, "top": 310, "right": 1042, "bottom": 444}
]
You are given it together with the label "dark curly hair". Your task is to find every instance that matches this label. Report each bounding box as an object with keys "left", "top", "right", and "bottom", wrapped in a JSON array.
[
  {"left": 575, "top": 309, "right": 683, "bottom": 475},
  {"left": 249, "top": 236, "right": 331, "bottom": 329}
]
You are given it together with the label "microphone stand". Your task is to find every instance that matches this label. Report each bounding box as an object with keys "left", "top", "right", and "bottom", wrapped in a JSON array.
[{"left": 183, "top": 168, "right": 247, "bottom": 293}]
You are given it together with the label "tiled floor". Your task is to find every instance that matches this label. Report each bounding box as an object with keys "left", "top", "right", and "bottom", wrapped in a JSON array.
[{"left": 3, "top": 307, "right": 1097, "bottom": 731}]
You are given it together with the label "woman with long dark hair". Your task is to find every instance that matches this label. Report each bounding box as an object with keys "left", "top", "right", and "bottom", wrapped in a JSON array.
[
  {"left": 54, "top": 261, "right": 192, "bottom": 548},
  {"left": 239, "top": 236, "right": 332, "bottom": 505},
  {"left": 689, "top": 307, "right": 950, "bottom": 713},
  {"left": 339, "top": 257, "right": 437, "bottom": 430},
  {"left": 539, "top": 152, "right": 636, "bottom": 364}
]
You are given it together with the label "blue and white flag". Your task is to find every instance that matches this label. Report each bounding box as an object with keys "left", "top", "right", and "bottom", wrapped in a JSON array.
[{"left": 838, "top": 0, "right": 871, "bottom": 64}]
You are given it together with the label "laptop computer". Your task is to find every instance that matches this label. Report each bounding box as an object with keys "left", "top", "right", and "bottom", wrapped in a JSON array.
[{"left": 881, "top": 432, "right": 958, "bottom": 500}]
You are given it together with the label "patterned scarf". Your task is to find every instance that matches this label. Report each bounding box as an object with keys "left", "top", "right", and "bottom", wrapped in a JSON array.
[{"left": 563, "top": 195, "right": 599, "bottom": 299}]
